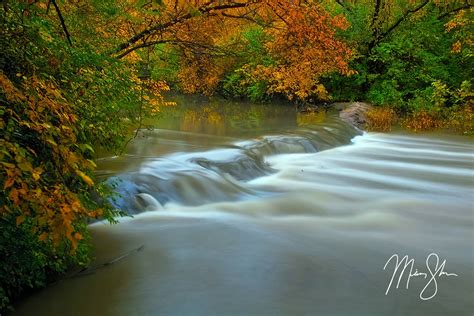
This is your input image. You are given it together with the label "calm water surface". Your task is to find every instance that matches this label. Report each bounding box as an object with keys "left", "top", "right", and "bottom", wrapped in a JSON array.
[{"left": 14, "top": 96, "right": 474, "bottom": 315}]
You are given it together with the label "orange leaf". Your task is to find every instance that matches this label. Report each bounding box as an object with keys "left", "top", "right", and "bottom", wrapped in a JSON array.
[
  {"left": 74, "top": 232, "right": 83, "bottom": 240},
  {"left": 39, "top": 232, "right": 48, "bottom": 241},
  {"left": 4, "top": 177, "right": 14, "bottom": 189},
  {"left": 16, "top": 214, "right": 26, "bottom": 226},
  {"left": 9, "top": 188, "right": 20, "bottom": 205}
]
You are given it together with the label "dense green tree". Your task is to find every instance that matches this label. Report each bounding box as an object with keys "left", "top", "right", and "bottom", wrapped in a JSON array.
[{"left": 323, "top": 0, "right": 473, "bottom": 112}]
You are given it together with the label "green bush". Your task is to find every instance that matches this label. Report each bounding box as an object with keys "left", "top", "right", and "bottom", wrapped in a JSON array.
[
  {"left": 0, "top": 213, "right": 90, "bottom": 311},
  {"left": 323, "top": 8, "right": 472, "bottom": 116},
  {"left": 0, "top": 2, "right": 140, "bottom": 311}
]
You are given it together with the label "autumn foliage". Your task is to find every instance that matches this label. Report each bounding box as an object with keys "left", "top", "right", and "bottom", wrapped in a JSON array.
[
  {"left": 402, "top": 110, "right": 442, "bottom": 131},
  {"left": 365, "top": 107, "right": 397, "bottom": 131},
  {"left": 102, "top": 0, "right": 354, "bottom": 100},
  {"left": 255, "top": 1, "right": 353, "bottom": 100},
  {"left": 1, "top": 72, "right": 101, "bottom": 245},
  {"left": 0, "top": 1, "right": 169, "bottom": 310}
]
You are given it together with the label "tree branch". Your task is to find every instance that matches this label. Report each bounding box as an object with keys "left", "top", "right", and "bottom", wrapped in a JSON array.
[
  {"left": 334, "top": 0, "right": 351, "bottom": 11},
  {"left": 51, "top": 0, "right": 72, "bottom": 46},
  {"left": 114, "top": 1, "right": 252, "bottom": 55},
  {"left": 369, "top": 0, "right": 430, "bottom": 52},
  {"left": 438, "top": 4, "right": 473, "bottom": 20},
  {"left": 220, "top": 11, "right": 271, "bottom": 27},
  {"left": 66, "top": 245, "right": 145, "bottom": 279},
  {"left": 116, "top": 40, "right": 174, "bottom": 59},
  {"left": 370, "top": 0, "right": 383, "bottom": 32},
  {"left": 46, "top": 0, "right": 51, "bottom": 14},
  {"left": 380, "top": 0, "right": 429, "bottom": 40},
  {"left": 117, "top": 37, "right": 239, "bottom": 60}
]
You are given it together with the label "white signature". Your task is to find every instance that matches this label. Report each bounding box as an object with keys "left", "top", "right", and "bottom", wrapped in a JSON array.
[{"left": 383, "top": 253, "right": 458, "bottom": 300}]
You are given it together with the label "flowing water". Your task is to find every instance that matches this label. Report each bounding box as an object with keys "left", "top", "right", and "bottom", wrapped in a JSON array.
[{"left": 14, "top": 96, "right": 474, "bottom": 315}]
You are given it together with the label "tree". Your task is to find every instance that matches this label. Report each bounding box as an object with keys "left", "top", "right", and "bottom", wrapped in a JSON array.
[
  {"left": 329, "top": 0, "right": 473, "bottom": 53},
  {"left": 106, "top": 0, "right": 354, "bottom": 100},
  {"left": 0, "top": 1, "right": 171, "bottom": 310},
  {"left": 323, "top": 0, "right": 473, "bottom": 107}
]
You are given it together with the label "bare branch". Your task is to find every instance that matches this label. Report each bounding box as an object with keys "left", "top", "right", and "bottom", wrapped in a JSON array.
[{"left": 51, "top": 0, "right": 72, "bottom": 46}]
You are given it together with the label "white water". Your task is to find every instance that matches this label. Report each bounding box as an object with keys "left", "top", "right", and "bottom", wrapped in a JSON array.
[{"left": 14, "top": 130, "right": 474, "bottom": 316}]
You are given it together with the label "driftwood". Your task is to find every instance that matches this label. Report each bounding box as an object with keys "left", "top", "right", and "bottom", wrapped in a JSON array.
[
  {"left": 43, "top": 244, "right": 144, "bottom": 289},
  {"left": 69, "top": 245, "right": 145, "bottom": 279}
]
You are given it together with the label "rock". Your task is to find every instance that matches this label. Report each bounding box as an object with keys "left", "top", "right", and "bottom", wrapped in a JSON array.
[
  {"left": 134, "top": 193, "right": 162, "bottom": 212},
  {"left": 333, "top": 102, "right": 373, "bottom": 129}
]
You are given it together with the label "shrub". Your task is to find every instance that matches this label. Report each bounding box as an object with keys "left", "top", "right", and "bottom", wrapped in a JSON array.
[
  {"left": 445, "top": 103, "right": 474, "bottom": 135},
  {"left": 0, "top": 213, "right": 90, "bottom": 311},
  {"left": 402, "top": 110, "right": 442, "bottom": 132},
  {"left": 365, "top": 107, "right": 398, "bottom": 132}
]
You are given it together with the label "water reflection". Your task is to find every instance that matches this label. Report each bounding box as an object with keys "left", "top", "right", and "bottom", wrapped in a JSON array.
[
  {"left": 147, "top": 94, "right": 298, "bottom": 137},
  {"left": 296, "top": 111, "right": 326, "bottom": 126}
]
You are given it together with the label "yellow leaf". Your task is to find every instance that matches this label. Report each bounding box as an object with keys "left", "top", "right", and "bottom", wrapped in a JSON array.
[
  {"left": 87, "top": 159, "right": 97, "bottom": 168},
  {"left": 16, "top": 215, "right": 26, "bottom": 226},
  {"left": 76, "top": 170, "right": 94, "bottom": 186},
  {"left": 46, "top": 138, "right": 58, "bottom": 147},
  {"left": 32, "top": 167, "right": 43, "bottom": 181},
  {"left": 1, "top": 162, "right": 16, "bottom": 168}
]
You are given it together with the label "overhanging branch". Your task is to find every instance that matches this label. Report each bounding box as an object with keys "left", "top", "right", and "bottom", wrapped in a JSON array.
[
  {"left": 114, "top": 1, "right": 252, "bottom": 56},
  {"left": 116, "top": 40, "right": 174, "bottom": 59}
]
